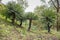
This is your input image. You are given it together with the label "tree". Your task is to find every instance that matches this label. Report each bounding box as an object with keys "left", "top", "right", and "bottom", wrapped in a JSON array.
[
  {"left": 40, "top": 0, "right": 60, "bottom": 31},
  {"left": 41, "top": 9, "right": 56, "bottom": 33},
  {"left": 6, "top": 2, "right": 16, "bottom": 24},
  {"left": 13, "top": 3, "right": 25, "bottom": 27},
  {"left": 48, "top": 0, "right": 60, "bottom": 31},
  {"left": 34, "top": 5, "right": 47, "bottom": 30},
  {"left": 26, "top": 12, "right": 38, "bottom": 31},
  {"left": 16, "top": 13, "right": 27, "bottom": 27},
  {"left": 5, "top": 1, "right": 24, "bottom": 24}
]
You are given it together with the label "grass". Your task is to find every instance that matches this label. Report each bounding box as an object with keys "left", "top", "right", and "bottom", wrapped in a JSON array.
[{"left": 0, "top": 15, "right": 60, "bottom": 40}]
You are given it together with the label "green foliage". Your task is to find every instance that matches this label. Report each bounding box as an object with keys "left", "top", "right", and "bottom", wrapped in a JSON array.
[
  {"left": 0, "top": 4, "right": 7, "bottom": 16},
  {"left": 0, "top": 0, "right": 60, "bottom": 40},
  {"left": 41, "top": 8, "right": 56, "bottom": 30},
  {"left": 6, "top": 1, "right": 26, "bottom": 21},
  {"left": 41, "top": 9, "right": 56, "bottom": 23},
  {"left": 4, "top": 1, "right": 24, "bottom": 21},
  {"left": 26, "top": 12, "right": 38, "bottom": 20}
]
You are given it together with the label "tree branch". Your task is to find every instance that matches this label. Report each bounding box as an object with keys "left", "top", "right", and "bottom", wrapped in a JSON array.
[{"left": 51, "top": 0, "right": 57, "bottom": 9}]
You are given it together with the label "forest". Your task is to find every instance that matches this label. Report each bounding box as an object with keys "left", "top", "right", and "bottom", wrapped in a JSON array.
[{"left": 0, "top": 0, "right": 60, "bottom": 40}]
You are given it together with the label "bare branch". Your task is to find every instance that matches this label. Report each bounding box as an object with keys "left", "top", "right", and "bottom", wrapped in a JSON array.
[{"left": 51, "top": 0, "right": 57, "bottom": 9}]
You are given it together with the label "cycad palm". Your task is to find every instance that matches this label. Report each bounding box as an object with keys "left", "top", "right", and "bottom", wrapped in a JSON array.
[
  {"left": 26, "top": 12, "right": 38, "bottom": 31},
  {"left": 41, "top": 9, "right": 56, "bottom": 33}
]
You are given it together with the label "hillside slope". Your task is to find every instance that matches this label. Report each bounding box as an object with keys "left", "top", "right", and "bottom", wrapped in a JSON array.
[{"left": 0, "top": 15, "right": 60, "bottom": 40}]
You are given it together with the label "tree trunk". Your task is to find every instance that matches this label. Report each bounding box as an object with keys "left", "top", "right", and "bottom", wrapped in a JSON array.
[
  {"left": 47, "top": 22, "right": 50, "bottom": 33},
  {"left": 19, "top": 19, "right": 22, "bottom": 27},
  {"left": 56, "top": 8, "right": 59, "bottom": 31},
  {"left": 11, "top": 13, "right": 15, "bottom": 24},
  {"left": 56, "top": 0, "right": 59, "bottom": 31},
  {"left": 51, "top": 0, "right": 60, "bottom": 31},
  {"left": 28, "top": 19, "right": 32, "bottom": 31}
]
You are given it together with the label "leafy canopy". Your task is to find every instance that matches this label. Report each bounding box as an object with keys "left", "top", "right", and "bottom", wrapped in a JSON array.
[
  {"left": 26, "top": 12, "right": 38, "bottom": 20},
  {"left": 41, "top": 8, "right": 56, "bottom": 24}
]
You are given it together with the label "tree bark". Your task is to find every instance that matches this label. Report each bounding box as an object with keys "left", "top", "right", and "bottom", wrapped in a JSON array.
[
  {"left": 19, "top": 19, "right": 22, "bottom": 27},
  {"left": 51, "top": 0, "right": 57, "bottom": 9},
  {"left": 56, "top": 8, "right": 59, "bottom": 31},
  {"left": 11, "top": 12, "right": 15, "bottom": 24},
  {"left": 56, "top": 0, "right": 59, "bottom": 31},
  {"left": 51, "top": 0, "right": 60, "bottom": 31},
  {"left": 28, "top": 19, "right": 32, "bottom": 31},
  {"left": 47, "top": 22, "right": 50, "bottom": 33}
]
